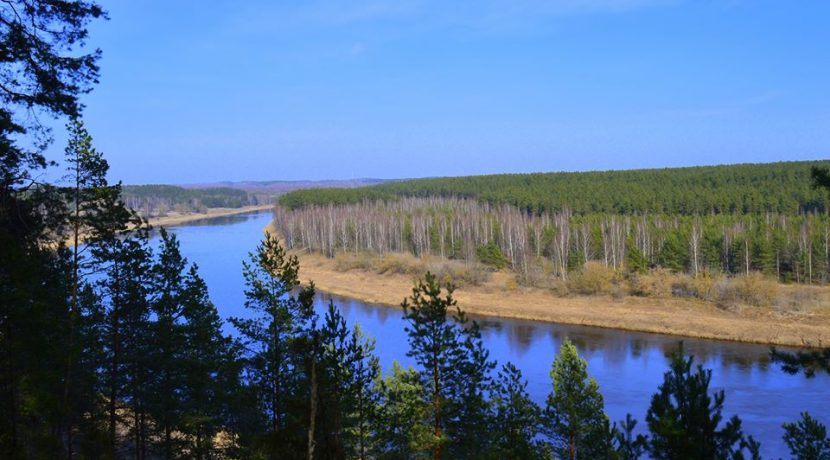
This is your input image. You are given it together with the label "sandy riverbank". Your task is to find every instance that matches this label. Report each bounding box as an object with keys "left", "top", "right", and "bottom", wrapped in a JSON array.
[
  {"left": 289, "top": 251, "right": 830, "bottom": 348},
  {"left": 147, "top": 204, "right": 272, "bottom": 228}
]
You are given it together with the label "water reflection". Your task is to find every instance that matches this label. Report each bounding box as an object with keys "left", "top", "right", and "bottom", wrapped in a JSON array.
[{"left": 157, "top": 211, "right": 829, "bottom": 458}]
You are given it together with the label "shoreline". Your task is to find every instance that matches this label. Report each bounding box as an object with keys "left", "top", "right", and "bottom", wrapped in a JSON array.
[
  {"left": 147, "top": 204, "right": 272, "bottom": 228},
  {"left": 291, "top": 251, "right": 830, "bottom": 348}
]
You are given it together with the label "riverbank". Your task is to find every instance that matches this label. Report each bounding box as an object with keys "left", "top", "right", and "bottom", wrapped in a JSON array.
[
  {"left": 148, "top": 204, "right": 272, "bottom": 228},
  {"left": 291, "top": 251, "right": 830, "bottom": 348}
]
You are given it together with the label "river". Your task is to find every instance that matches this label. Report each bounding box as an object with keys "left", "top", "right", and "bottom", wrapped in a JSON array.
[{"left": 157, "top": 210, "right": 829, "bottom": 457}]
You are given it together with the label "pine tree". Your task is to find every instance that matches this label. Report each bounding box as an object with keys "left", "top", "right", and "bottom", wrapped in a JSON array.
[
  {"left": 374, "top": 362, "right": 433, "bottom": 459},
  {"left": 401, "top": 272, "right": 495, "bottom": 460},
  {"left": 229, "top": 233, "right": 316, "bottom": 458},
  {"left": 60, "top": 117, "right": 136, "bottom": 457},
  {"left": 146, "top": 229, "right": 188, "bottom": 458},
  {"left": 313, "top": 303, "right": 381, "bottom": 459},
  {"left": 446, "top": 309, "right": 496, "bottom": 460},
  {"left": 490, "top": 363, "right": 545, "bottom": 460},
  {"left": 625, "top": 239, "right": 649, "bottom": 274},
  {"left": 646, "top": 342, "right": 759, "bottom": 459},
  {"left": 782, "top": 412, "right": 830, "bottom": 460},
  {"left": 544, "top": 339, "right": 613, "bottom": 459},
  {"left": 178, "top": 263, "right": 236, "bottom": 458},
  {"left": 96, "top": 232, "right": 153, "bottom": 456},
  {"left": 612, "top": 414, "right": 648, "bottom": 460}
]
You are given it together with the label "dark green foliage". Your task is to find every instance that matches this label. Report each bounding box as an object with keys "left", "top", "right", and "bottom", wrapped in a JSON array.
[
  {"left": 281, "top": 161, "right": 830, "bottom": 215},
  {"left": 146, "top": 230, "right": 236, "bottom": 458},
  {"left": 646, "top": 343, "right": 758, "bottom": 459},
  {"left": 121, "top": 184, "right": 252, "bottom": 215},
  {"left": 313, "top": 303, "right": 381, "bottom": 459},
  {"left": 783, "top": 412, "right": 830, "bottom": 460},
  {"left": 545, "top": 339, "right": 614, "bottom": 460},
  {"left": 612, "top": 414, "right": 648, "bottom": 460},
  {"left": 625, "top": 243, "right": 649, "bottom": 274},
  {"left": 491, "top": 363, "right": 546, "bottom": 459},
  {"left": 1, "top": 2, "right": 105, "bottom": 455},
  {"left": 401, "top": 272, "right": 496, "bottom": 459},
  {"left": 658, "top": 232, "right": 688, "bottom": 272},
  {"left": 374, "top": 362, "right": 433, "bottom": 459},
  {"left": 229, "top": 233, "right": 316, "bottom": 457},
  {"left": 476, "top": 242, "right": 509, "bottom": 269},
  {"left": 279, "top": 187, "right": 396, "bottom": 210}
]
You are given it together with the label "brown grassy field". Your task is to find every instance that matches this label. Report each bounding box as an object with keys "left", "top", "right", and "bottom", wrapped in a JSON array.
[{"left": 290, "top": 250, "right": 830, "bottom": 348}]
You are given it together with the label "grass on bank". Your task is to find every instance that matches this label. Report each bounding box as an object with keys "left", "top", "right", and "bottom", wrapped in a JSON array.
[{"left": 324, "top": 251, "right": 827, "bottom": 314}]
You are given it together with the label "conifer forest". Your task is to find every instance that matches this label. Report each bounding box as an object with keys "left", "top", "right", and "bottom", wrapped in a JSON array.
[{"left": 1, "top": 1, "right": 829, "bottom": 459}]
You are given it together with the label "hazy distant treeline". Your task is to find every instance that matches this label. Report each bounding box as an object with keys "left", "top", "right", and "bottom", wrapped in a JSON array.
[
  {"left": 275, "top": 197, "right": 830, "bottom": 284},
  {"left": 279, "top": 161, "right": 830, "bottom": 215},
  {"left": 122, "top": 185, "right": 259, "bottom": 216}
]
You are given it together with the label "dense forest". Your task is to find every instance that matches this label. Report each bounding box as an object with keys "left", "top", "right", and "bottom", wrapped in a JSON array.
[
  {"left": 279, "top": 161, "right": 830, "bottom": 215},
  {"left": 1, "top": 1, "right": 829, "bottom": 458},
  {"left": 121, "top": 185, "right": 257, "bottom": 217}
]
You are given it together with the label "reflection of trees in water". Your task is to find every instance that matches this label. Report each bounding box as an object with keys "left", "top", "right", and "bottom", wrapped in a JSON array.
[
  {"left": 178, "top": 211, "right": 265, "bottom": 228},
  {"left": 318, "top": 293, "right": 776, "bottom": 378},
  {"left": 506, "top": 324, "right": 536, "bottom": 356},
  {"left": 629, "top": 339, "right": 646, "bottom": 359},
  {"left": 319, "top": 292, "right": 399, "bottom": 327},
  {"left": 654, "top": 339, "right": 770, "bottom": 375}
]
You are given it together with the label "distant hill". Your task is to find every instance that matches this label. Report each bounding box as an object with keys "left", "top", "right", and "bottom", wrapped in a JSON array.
[
  {"left": 181, "top": 178, "right": 389, "bottom": 193},
  {"left": 278, "top": 161, "right": 830, "bottom": 215}
]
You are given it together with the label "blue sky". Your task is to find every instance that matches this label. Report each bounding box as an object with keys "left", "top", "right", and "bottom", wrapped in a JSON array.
[{"left": 70, "top": 0, "right": 829, "bottom": 184}]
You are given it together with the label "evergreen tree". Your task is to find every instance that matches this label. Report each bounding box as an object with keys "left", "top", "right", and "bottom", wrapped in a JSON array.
[
  {"left": 60, "top": 117, "right": 134, "bottom": 456},
  {"left": 659, "top": 232, "right": 688, "bottom": 272},
  {"left": 96, "top": 231, "right": 153, "bottom": 456},
  {"left": 229, "top": 233, "right": 316, "bottom": 458},
  {"left": 177, "top": 264, "right": 236, "bottom": 458},
  {"left": 544, "top": 339, "right": 613, "bottom": 459},
  {"left": 446, "top": 310, "right": 496, "bottom": 460},
  {"left": 374, "top": 362, "right": 433, "bottom": 459},
  {"left": 314, "top": 303, "right": 381, "bottom": 459},
  {"left": 401, "top": 272, "right": 495, "bottom": 460},
  {"left": 490, "top": 363, "right": 545, "bottom": 459},
  {"left": 625, "top": 239, "right": 649, "bottom": 274},
  {"left": 147, "top": 229, "right": 189, "bottom": 458},
  {"left": 782, "top": 412, "right": 830, "bottom": 460},
  {"left": 0, "top": 1, "right": 105, "bottom": 453},
  {"left": 646, "top": 343, "right": 759, "bottom": 459},
  {"left": 612, "top": 414, "right": 648, "bottom": 460}
]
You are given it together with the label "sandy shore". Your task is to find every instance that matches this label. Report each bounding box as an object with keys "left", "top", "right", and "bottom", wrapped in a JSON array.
[
  {"left": 291, "top": 251, "right": 830, "bottom": 348},
  {"left": 148, "top": 205, "right": 272, "bottom": 228}
]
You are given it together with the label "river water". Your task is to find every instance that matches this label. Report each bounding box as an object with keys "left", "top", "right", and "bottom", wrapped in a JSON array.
[{"left": 157, "top": 210, "right": 829, "bottom": 457}]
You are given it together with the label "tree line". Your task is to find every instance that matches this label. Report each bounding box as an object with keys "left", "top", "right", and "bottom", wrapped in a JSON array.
[
  {"left": 279, "top": 161, "right": 830, "bottom": 216},
  {"left": 121, "top": 185, "right": 257, "bottom": 217},
  {"left": 274, "top": 197, "right": 830, "bottom": 284}
]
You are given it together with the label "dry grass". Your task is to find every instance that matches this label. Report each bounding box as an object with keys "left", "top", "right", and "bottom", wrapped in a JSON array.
[
  {"left": 331, "top": 251, "right": 489, "bottom": 287},
  {"left": 293, "top": 250, "right": 830, "bottom": 347}
]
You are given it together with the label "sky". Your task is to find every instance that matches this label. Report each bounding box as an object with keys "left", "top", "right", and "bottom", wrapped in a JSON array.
[{"left": 63, "top": 0, "right": 830, "bottom": 184}]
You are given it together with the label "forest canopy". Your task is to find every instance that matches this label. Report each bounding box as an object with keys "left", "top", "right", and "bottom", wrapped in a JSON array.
[
  {"left": 121, "top": 184, "right": 255, "bottom": 215},
  {"left": 279, "top": 161, "right": 830, "bottom": 215}
]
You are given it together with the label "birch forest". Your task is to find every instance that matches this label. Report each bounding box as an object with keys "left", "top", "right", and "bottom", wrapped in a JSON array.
[{"left": 274, "top": 197, "right": 830, "bottom": 284}]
